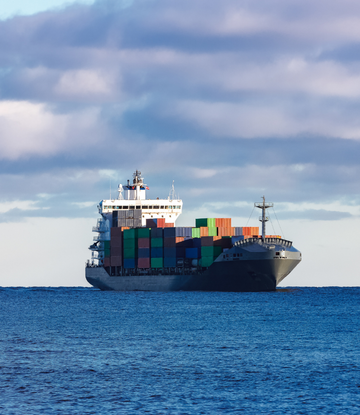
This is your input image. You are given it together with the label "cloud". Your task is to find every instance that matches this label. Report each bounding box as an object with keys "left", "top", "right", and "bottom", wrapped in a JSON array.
[{"left": 0, "top": 100, "right": 104, "bottom": 159}]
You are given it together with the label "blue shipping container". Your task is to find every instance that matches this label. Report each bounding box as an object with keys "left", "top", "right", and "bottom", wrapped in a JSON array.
[
  {"left": 138, "top": 248, "right": 150, "bottom": 258},
  {"left": 124, "top": 258, "right": 135, "bottom": 269},
  {"left": 151, "top": 228, "right": 163, "bottom": 238},
  {"left": 164, "top": 247, "right": 176, "bottom": 258},
  {"left": 164, "top": 228, "right": 176, "bottom": 237},
  {"left": 164, "top": 257, "right": 177, "bottom": 267},
  {"left": 151, "top": 247, "right": 163, "bottom": 258},
  {"left": 186, "top": 247, "right": 200, "bottom": 259}
]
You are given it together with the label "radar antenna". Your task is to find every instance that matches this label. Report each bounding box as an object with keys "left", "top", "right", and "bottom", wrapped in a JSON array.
[{"left": 254, "top": 196, "right": 273, "bottom": 241}]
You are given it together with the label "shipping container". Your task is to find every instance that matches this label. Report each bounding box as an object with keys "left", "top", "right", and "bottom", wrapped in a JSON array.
[
  {"left": 103, "top": 257, "right": 111, "bottom": 267},
  {"left": 176, "top": 246, "right": 185, "bottom": 258},
  {"left": 164, "top": 257, "right": 177, "bottom": 267},
  {"left": 196, "top": 218, "right": 216, "bottom": 228},
  {"left": 151, "top": 247, "right": 163, "bottom": 258},
  {"left": 146, "top": 218, "right": 158, "bottom": 228},
  {"left": 151, "top": 238, "right": 163, "bottom": 248},
  {"left": 138, "top": 248, "right": 150, "bottom": 258},
  {"left": 192, "top": 228, "right": 200, "bottom": 238},
  {"left": 138, "top": 258, "right": 150, "bottom": 269},
  {"left": 124, "top": 247, "right": 136, "bottom": 259},
  {"left": 200, "top": 227, "right": 209, "bottom": 237},
  {"left": 151, "top": 258, "right": 163, "bottom": 268},
  {"left": 138, "top": 238, "right": 150, "bottom": 248},
  {"left": 157, "top": 218, "right": 165, "bottom": 227},
  {"left": 186, "top": 247, "right": 200, "bottom": 259},
  {"left": 200, "top": 256, "right": 214, "bottom": 267},
  {"left": 137, "top": 228, "right": 151, "bottom": 238},
  {"left": 110, "top": 256, "right": 122, "bottom": 267},
  {"left": 111, "top": 227, "right": 123, "bottom": 237},
  {"left": 110, "top": 246, "right": 122, "bottom": 257},
  {"left": 164, "top": 228, "right": 176, "bottom": 237},
  {"left": 124, "top": 258, "right": 135, "bottom": 269},
  {"left": 123, "top": 228, "right": 136, "bottom": 239},
  {"left": 164, "top": 247, "right": 176, "bottom": 258},
  {"left": 175, "top": 227, "right": 193, "bottom": 237},
  {"left": 151, "top": 228, "right": 163, "bottom": 238},
  {"left": 164, "top": 237, "right": 176, "bottom": 248}
]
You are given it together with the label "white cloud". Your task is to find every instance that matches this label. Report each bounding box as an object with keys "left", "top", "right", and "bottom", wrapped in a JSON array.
[
  {"left": 54, "top": 69, "right": 116, "bottom": 100},
  {"left": 174, "top": 99, "right": 360, "bottom": 140},
  {"left": 0, "top": 200, "right": 40, "bottom": 213},
  {"left": 0, "top": 100, "right": 103, "bottom": 160}
]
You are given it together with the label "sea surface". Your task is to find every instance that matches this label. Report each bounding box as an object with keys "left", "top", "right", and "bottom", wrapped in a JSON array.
[{"left": 0, "top": 287, "right": 359, "bottom": 414}]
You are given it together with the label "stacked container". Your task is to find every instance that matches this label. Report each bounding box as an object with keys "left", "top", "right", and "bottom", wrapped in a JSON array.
[
  {"left": 163, "top": 228, "right": 177, "bottom": 267},
  {"left": 137, "top": 228, "right": 150, "bottom": 268},
  {"left": 110, "top": 227, "right": 123, "bottom": 266},
  {"left": 123, "top": 228, "right": 137, "bottom": 268},
  {"left": 151, "top": 228, "right": 163, "bottom": 268}
]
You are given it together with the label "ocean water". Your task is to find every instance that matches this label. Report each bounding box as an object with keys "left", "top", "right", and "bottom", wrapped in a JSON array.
[{"left": 0, "top": 287, "right": 359, "bottom": 414}]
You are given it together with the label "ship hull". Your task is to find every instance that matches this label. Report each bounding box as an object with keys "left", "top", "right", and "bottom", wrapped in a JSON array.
[{"left": 86, "top": 256, "right": 300, "bottom": 292}]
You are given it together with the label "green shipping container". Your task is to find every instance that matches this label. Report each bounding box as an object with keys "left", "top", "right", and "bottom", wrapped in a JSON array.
[
  {"left": 208, "top": 227, "right": 217, "bottom": 237},
  {"left": 123, "top": 228, "right": 136, "bottom": 239},
  {"left": 124, "top": 247, "right": 136, "bottom": 258},
  {"left": 200, "top": 256, "right": 214, "bottom": 267},
  {"left": 103, "top": 240, "right": 110, "bottom": 250},
  {"left": 201, "top": 246, "right": 215, "bottom": 257},
  {"left": 151, "top": 237, "right": 163, "bottom": 247},
  {"left": 196, "top": 218, "right": 216, "bottom": 228},
  {"left": 192, "top": 228, "right": 200, "bottom": 238},
  {"left": 104, "top": 248, "right": 111, "bottom": 257},
  {"left": 151, "top": 258, "right": 163, "bottom": 268},
  {"left": 137, "top": 228, "right": 151, "bottom": 238},
  {"left": 214, "top": 246, "right": 222, "bottom": 257},
  {"left": 123, "top": 238, "right": 136, "bottom": 249}
]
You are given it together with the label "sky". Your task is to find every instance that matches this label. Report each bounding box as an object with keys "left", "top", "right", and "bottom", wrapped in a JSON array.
[{"left": 0, "top": 0, "right": 359, "bottom": 287}]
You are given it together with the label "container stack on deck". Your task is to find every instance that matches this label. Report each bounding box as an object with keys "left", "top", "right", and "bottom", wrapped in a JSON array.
[{"left": 106, "top": 218, "right": 263, "bottom": 270}]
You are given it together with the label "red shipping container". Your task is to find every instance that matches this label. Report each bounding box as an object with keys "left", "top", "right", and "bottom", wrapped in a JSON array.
[
  {"left": 146, "top": 219, "right": 157, "bottom": 228},
  {"left": 201, "top": 236, "right": 214, "bottom": 246},
  {"left": 103, "top": 258, "right": 111, "bottom": 267},
  {"left": 138, "top": 238, "right": 150, "bottom": 248},
  {"left": 138, "top": 258, "right": 150, "bottom": 269},
  {"left": 111, "top": 227, "right": 123, "bottom": 237},
  {"left": 175, "top": 237, "right": 184, "bottom": 243},
  {"left": 111, "top": 256, "right": 122, "bottom": 266},
  {"left": 111, "top": 236, "right": 122, "bottom": 248},
  {"left": 110, "top": 246, "right": 122, "bottom": 256},
  {"left": 164, "top": 222, "right": 175, "bottom": 227},
  {"left": 157, "top": 218, "right": 166, "bottom": 227}
]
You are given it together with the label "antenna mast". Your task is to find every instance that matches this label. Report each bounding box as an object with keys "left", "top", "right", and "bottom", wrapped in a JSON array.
[{"left": 254, "top": 196, "right": 273, "bottom": 241}]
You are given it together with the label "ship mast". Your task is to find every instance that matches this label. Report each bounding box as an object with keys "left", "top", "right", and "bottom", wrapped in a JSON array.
[{"left": 255, "top": 196, "right": 273, "bottom": 242}]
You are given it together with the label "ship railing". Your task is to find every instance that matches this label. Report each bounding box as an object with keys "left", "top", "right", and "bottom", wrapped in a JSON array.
[
  {"left": 92, "top": 225, "right": 107, "bottom": 232},
  {"left": 91, "top": 252, "right": 104, "bottom": 260},
  {"left": 93, "top": 234, "right": 108, "bottom": 241},
  {"left": 234, "top": 237, "right": 292, "bottom": 248}
]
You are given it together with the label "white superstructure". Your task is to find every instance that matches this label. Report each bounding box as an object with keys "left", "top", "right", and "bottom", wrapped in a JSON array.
[
  {"left": 99, "top": 170, "right": 182, "bottom": 226},
  {"left": 89, "top": 170, "right": 182, "bottom": 266}
]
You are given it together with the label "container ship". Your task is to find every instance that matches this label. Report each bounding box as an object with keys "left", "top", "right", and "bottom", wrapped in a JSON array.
[{"left": 85, "top": 170, "right": 301, "bottom": 291}]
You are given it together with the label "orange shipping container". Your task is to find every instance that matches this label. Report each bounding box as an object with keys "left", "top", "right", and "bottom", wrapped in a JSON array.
[{"left": 200, "top": 227, "right": 209, "bottom": 237}]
